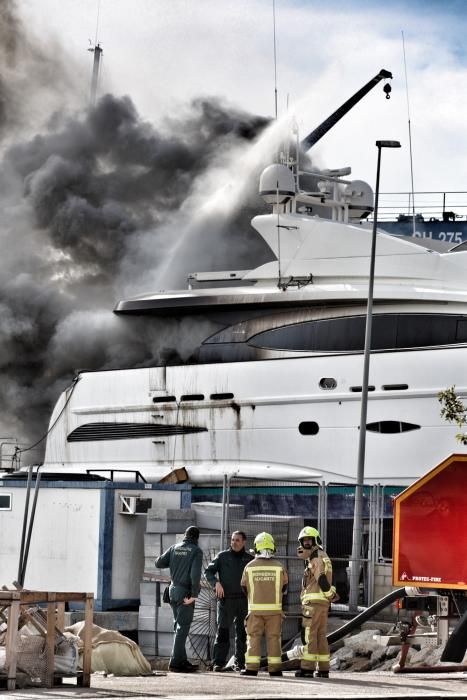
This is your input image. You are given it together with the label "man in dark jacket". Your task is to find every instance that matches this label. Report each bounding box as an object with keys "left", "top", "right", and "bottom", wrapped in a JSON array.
[
  {"left": 155, "top": 526, "right": 203, "bottom": 672},
  {"left": 205, "top": 531, "right": 253, "bottom": 672}
]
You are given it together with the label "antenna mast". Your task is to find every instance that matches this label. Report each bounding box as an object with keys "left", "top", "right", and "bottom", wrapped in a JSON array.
[
  {"left": 89, "top": 0, "right": 103, "bottom": 106},
  {"left": 272, "top": 0, "right": 278, "bottom": 120},
  {"left": 89, "top": 43, "right": 103, "bottom": 106},
  {"left": 402, "top": 31, "right": 416, "bottom": 236}
]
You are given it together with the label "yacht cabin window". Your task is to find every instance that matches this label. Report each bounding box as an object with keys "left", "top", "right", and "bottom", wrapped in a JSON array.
[{"left": 249, "top": 314, "right": 467, "bottom": 353}]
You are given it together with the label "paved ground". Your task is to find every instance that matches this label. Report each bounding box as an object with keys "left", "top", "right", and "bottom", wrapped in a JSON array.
[{"left": 1, "top": 669, "right": 467, "bottom": 700}]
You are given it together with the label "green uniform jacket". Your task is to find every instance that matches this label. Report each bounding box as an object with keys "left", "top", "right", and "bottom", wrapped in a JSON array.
[
  {"left": 205, "top": 548, "right": 253, "bottom": 598},
  {"left": 155, "top": 538, "right": 203, "bottom": 598}
]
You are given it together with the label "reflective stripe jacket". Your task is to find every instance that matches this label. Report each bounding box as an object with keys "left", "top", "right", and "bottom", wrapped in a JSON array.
[
  {"left": 300, "top": 548, "right": 333, "bottom": 607},
  {"left": 241, "top": 557, "right": 288, "bottom": 614}
]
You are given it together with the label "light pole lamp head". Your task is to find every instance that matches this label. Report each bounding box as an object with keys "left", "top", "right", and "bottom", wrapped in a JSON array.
[{"left": 376, "top": 140, "right": 401, "bottom": 149}]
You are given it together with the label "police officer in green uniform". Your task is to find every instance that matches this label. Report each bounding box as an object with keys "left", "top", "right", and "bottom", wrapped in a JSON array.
[
  {"left": 155, "top": 526, "right": 203, "bottom": 672},
  {"left": 205, "top": 531, "right": 253, "bottom": 671}
]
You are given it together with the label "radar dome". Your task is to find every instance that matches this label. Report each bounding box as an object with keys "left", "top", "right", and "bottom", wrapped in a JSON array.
[
  {"left": 344, "top": 180, "right": 374, "bottom": 220},
  {"left": 259, "top": 164, "right": 296, "bottom": 204}
]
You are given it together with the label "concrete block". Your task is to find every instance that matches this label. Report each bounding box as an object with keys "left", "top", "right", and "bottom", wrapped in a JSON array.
[
  {"left": 139, "top": 604, "right": 157, "bottom": 618},
  {"left": 144, "top": 533, "right": 180, "bottom": 557},
  {"left": 144, "top": 532, "right": 163, "bottom": 544},
  {"left": 147, "top": 508, "right": 196, "bottom": 534},
  {"left": 192, "top": 502, "right": 245, "bottom": 530},
  {"left": 138, "top": 607, "right": 174, "bottom": 633},
  {"left": 149, "top": 492, "right": 185, "bottom": 511},
  {"left": 144, "top": 543, "right": 164, "bottom": 559},
  {"left": 64, "top": 610, "right": 139, "bottom": 631},
  {"left": 146, "top": 519, "right": 169, "bottom": 534},
  {"left": 139, "top": 630, "right": 173, "bottom": 657},
  {"left": 233, "top": 518, "right": 291, "bottom": 544},
  {"left": 143, "top": 557, "right": 169, "bottom": 575},
  {"left": 156, "top": 617, "right": 176, "bottom": 634},
  {"left": 140, "top": 580, "right": 169, "bottom": 605},
  {"left": 163, "top": 533, "right": 183, "bottom": 547},
  {"left": 147, "top": 507, "right": 192, "bottom": 520},
  {"left": 138, "top": 616, "right": 156, "bottom": 632},
  {"left": 198, "top": 534, "right": 222, "bottom": 552}
]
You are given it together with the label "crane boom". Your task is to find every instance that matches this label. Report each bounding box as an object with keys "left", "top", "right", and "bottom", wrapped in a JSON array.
[{"left": 300, "top": 68, "right": 392, "bottom": 152}]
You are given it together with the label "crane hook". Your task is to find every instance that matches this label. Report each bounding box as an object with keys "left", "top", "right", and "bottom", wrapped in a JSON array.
[{"left": 383, "top": 82, "right": 392, "bottom": 100}]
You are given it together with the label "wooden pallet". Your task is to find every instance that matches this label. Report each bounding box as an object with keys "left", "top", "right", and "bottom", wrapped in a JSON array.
[{"left": 0, "top": 589, "right": 94, "bottom": 691}]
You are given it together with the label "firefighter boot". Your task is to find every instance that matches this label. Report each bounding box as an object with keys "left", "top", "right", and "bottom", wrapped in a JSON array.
[{"left": 295, "top": 668, "right": 314, "bottom": 678}]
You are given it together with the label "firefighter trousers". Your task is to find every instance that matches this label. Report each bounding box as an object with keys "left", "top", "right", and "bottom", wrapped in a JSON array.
[
  {"left": 300, "top": 603, "right": 330, "bottom": 672},
  {"left": 244, "top": 612, "right": 282, "bottom": 672}
]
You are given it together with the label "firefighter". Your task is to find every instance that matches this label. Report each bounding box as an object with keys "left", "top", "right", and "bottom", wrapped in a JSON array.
[
  {"left": 205, "top": 531, "right": 253, "bottom": 671},
  {"left": 295, "top": 526, "right": 336, "bottom": 678},
  {"left": 240, "top": 532, "right": 288, "bottom": 677}
]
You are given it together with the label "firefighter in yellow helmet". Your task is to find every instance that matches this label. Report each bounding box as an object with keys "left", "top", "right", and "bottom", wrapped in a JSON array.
[
  {"left": 295, "top": 526, "right": 336, "bottom": 679},
  {"left": 240, "top": 532, "right": 288, "bottom": 677}
]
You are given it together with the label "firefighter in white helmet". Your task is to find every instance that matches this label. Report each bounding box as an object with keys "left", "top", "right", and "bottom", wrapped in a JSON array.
[
  {"left": 295, "top": 526, "right": 336, "bottom": 679},
  {"left": 240, "top": 532, "right": 288, "bottom": 677}
]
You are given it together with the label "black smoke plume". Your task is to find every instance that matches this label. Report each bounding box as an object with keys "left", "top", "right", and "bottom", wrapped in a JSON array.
[{"left": 0, "top": 6, "right": 274, "bottom": 464}]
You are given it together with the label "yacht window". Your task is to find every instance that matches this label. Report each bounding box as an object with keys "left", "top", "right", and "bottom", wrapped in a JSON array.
[
  {"left": 0, "top": 494, "right": 11, "bottom": 510},
  {"left": 298, "top": 422, "right": 320, "bottom": 435},
  {"left": 319, "top": 378, "right": 337, "bottom": 390},
  {"left": 366, "top": 421, "right": 420, "bottom": 434},
  {"left": 210, "top": 393, "right": 234, "bottom": 400},
  {"left": 249, "top": 316, "right": 395, "bottom": 352},
  {"left": 456, "top": 320, "right": 467, "bottom": 342},
  {"left": 350, "top": 386, "right": 375, "bottom": 392},
  {"left": 248, "top": 314, "right": 467, "bottom": 353},
  {"left": 153, "top": 396, "right": 176, "bottom": 403},
  {"left": 396, "top": 315, "right": 456, "bottom": 348},
  {"left": 180, "top": 394, "right": 205, "bottom": 402},
  {"left": 382, "top": 384, "right": 408, "bottom": 391}
]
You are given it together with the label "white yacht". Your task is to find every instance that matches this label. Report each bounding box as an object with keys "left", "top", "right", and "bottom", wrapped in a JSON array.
[{"left": 41, "top": 71, "right": 467, "bottom": 485}]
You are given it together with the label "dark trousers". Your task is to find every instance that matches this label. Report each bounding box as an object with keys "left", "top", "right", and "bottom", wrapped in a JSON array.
[
  {"left": 213, "top": 597, "right": 248, "bottom": 667},
  {"left": 169, "top": 586, "right": 195, "bottom": 667}
]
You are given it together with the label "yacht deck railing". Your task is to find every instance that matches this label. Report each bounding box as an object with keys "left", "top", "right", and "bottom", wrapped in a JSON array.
[{"left": 372, "top": 191, "right": 467, "bottom": 223}]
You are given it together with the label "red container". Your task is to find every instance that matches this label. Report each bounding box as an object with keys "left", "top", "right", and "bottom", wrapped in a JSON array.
[{"left": 393, "top": 454, "right": 467, "bottom": 590}]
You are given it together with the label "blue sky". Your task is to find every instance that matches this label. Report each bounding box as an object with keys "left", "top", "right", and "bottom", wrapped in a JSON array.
[{"left": 18, "top": 0, "right": 467, "bottom": 194}]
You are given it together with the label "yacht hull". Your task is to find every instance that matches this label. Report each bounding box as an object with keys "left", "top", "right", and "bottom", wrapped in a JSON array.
[{"left": 43, "top": 345, "right": 467, "bottom": 485}]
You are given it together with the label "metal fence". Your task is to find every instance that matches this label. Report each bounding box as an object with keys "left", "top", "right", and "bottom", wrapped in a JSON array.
[{"left": 192, "top": 478, "right": 404, "bottom": 608}]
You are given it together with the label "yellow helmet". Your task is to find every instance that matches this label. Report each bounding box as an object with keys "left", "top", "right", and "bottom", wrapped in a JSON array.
[
  {"left": 298, "top": 526, "right": 321, "bottom": 546},
  {"left": 254, "top": 532, "right": 276, "bottom": 553}
]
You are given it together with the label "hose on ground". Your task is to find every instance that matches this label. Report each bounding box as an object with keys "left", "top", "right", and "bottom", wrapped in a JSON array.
[{"left": 259, "top": 587, "right": 407, "bottom": 668}]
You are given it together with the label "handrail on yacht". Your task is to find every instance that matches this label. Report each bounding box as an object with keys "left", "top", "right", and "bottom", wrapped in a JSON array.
[{"left": 374, "top": 190, "right": 467, "bottom": 222}]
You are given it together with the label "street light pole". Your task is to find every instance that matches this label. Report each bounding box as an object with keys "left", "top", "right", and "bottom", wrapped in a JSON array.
[{"left": 349, "top": 140, "right": 401, "bottom": 612}]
